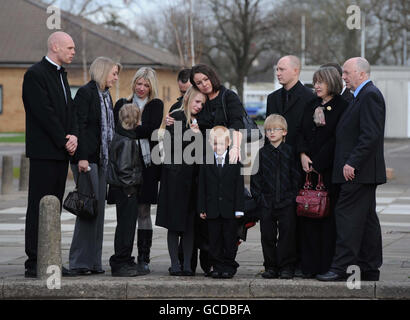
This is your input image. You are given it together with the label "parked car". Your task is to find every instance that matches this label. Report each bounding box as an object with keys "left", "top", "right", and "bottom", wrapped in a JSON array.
[
  {"left": 245, "top": 102, "right": 264, "bottom": 119},
  {"left": 254, "top": 107, "right": 266, "bottom": 121}
]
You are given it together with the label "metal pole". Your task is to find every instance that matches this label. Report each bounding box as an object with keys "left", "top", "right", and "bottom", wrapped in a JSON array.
[
  {"left": 301, "top": 15, "right": 306, "bottom": 66},
  {"left": 361, "top": 13, "right": 365, "bottom": 58},
  {"left": 189, "top": 0, "right": 195, "bottom": 66}
]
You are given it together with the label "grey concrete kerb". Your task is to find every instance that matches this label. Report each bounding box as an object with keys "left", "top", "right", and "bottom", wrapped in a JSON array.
[{"left": 1, "top": 278, "right": 410, "bottom": 299}]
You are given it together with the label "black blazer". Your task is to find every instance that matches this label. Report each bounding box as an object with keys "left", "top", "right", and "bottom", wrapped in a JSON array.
[
  {"left": 22, "top": 57, "right": 77, "bottom": 160},
  {"left": 197, "top": 155, "right": 244, "bottom": 219},
  {"left": 297, "top": 95, "right": 348, "bottom": 188},
  {"left": 72, "top": 80, "right": 111, "bottom": 164},
  {"left": 333, "top": 81, "right": 386, "bottom": 184},
  {"left": 266, "top": 81, "right": 315, "bottom": 147}
]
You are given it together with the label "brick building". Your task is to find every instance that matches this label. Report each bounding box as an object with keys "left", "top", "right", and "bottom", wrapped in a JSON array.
[{"left": 0, "top": 0, "right": 181, "bottom": 132}]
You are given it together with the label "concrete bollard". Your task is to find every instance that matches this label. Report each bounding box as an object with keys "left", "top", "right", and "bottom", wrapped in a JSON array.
[
  {"left": 1, "top": 155, "right": 13, "bottom": 195},
  {"left": 19, "top": 154, "right": 29, "bottom": 191},
  {"left": 37, "top": 195, "right": 62, "bottom": 280}
]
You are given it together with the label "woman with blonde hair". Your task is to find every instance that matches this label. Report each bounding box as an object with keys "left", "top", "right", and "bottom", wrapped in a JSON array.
[
  {"left": 69, "top": 56, "right": 121, "bottom": 275},
  {"left": 156, "top": 86, "right": 207, "bottom": 276},
  {"left": 114, "top": 67, "right": 164, "bottom": 275}
]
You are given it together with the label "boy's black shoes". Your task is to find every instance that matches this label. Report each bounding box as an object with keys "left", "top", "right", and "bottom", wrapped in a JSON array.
[
  {"left": 279, "top": 269, "right": 294, "bottom": 279},
  {"left": 211, "top": 271, "right": 234, "bottom": 279},
  {"left": 316, "top": 271, "right": 346, "bottom": 282},
  {"left": 111, "top": 264, "right": 139, "bottom": 277},
  {"left": 262, "top": 269, "right": 278, "bottom": 279}
]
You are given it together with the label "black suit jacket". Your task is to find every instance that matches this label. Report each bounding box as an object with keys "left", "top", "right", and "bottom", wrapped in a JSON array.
[
  {"left": 22, "top": 57, "right": 77, "bottom": 160},
  {"left": 266, "top": 81, "right": 315, "bottom": 148},
  {"left": 72, "top": 80, "right": 111, "bottom": 164},
  {"left": 198, "top": 155, "right": 244, "bottom": 219},
  {"left": 333, "top": 81, "right": 386, "bottom": 184}
]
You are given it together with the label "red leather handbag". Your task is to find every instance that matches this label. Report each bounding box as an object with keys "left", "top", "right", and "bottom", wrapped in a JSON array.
[{"left": 296, "top": 173, "right": 330, "bottom": 219}]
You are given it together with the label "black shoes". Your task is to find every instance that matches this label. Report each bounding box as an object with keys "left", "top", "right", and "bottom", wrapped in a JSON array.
[
  {"left": 168, "top": 267, "right": 194, "bottom": 276},
  {"left": 262, "top": 269, "right": 279, "bottom": 279},
  {"left": 279, "top": 269, "right": 294, "bottom": 279},
  {"left": 136, "top": 261, "right": 150, "bottom": 275},
  {"left": 211, "top": 271, "right": 234, "bottom": 279},
  {"left": 316, "top": 271, "right": 346, "bottom": 282},
  {"left": 24, "top": 268, "right": 37, "bottom": 278},
  {"left": 111, "top": 264, "right": 139, "bottom": 277}
]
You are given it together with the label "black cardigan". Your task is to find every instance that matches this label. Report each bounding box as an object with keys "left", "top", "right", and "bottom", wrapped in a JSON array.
[{"left": 22, "top": 57, "right": 78, "bottom": 160}]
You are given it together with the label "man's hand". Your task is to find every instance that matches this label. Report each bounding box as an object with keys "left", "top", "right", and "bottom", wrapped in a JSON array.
[
  {"left": 65, "top": 135, "right": 78, "bottom": 156},
  {"left": 343, "top": 164, "right": 355, "bottom": 181}
]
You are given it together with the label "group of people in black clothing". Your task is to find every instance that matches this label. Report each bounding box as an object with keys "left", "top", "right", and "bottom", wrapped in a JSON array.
[{"left": 23, "top": 32, "right": 386, "bottom": 282}]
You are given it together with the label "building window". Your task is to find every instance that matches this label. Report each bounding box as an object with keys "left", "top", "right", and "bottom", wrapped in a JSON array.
[{"left": 0, "top": 85, "right": 3, "bottom": 114}]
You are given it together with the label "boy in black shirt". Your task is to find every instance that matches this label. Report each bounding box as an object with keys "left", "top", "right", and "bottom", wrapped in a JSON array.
[{"left": 250, "top": 114, "right": 300, "bottom": 279}]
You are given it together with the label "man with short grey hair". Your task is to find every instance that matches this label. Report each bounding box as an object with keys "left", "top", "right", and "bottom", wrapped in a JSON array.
[
  {"left": 317, "top": 57, "right": 386, "bottom": 282},
  {"left": 22, "top": 31, "right": 78, "bottom": 278}
]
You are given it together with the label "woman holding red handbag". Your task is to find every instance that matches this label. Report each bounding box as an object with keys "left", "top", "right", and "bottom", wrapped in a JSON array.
[{"left": 296, "top": 66, "right": 348, "bottom": 278}]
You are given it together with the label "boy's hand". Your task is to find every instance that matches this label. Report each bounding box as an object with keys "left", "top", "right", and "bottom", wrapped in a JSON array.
[{"left": 200, "top": 213, "right": 207, "bottom": 220}]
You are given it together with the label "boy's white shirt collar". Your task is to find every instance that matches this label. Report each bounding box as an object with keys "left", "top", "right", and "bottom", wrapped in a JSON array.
[{"left": 214, "top": 150, "right": 228, "bottom": 165}]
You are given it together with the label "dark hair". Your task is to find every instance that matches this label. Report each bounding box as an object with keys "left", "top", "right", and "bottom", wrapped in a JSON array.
[
  {"left": 177, "top": 68, "right": 191, "bottom": 83},
  {"left": 320, "top": 62, "right": 343, "bottom": 77},
  {"left": 313, "top": 67, "right": 343, "bottom": 97},
  {"left": 190, "top": 64, "right": 221, "bottom": 93}
]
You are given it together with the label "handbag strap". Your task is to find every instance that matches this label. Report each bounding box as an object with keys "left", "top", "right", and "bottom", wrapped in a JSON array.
[
  {"left": 220, "top": 88, "right": 228, "bottom": 126},
  {"left": 77, "top": 171, "right": 96, "bottom": 197},
  {"left": 303, "top": 173, "right": 313, "bottom": 190},
  {"left": 316, "top": 173, "right": 326, "bottom": 191}
]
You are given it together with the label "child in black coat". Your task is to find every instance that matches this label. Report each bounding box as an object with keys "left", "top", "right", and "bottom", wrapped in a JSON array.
[
  {"left": 107, "top": 103, "right": 143, "bottom": 277},
  {"left": 198, "top": 126, "right": 244, "bottom": 279}
]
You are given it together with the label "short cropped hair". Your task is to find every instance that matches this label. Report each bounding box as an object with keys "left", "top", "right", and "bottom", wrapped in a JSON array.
[
  {"left": 89, "top": 57, "right": 122, "bottom": 91},
  {"left": 264, "top": 114, "right": 288, "bottom": 131},
  {"left": 128, "top": 67, "right": 159, "bottom": 102},
  {"left": 312, "top": 67, "right": 343, "bottom": 97},
  {"left": 119, "top": 103, "right": 141, "bottom": 130},
  {"left": 190, "top": 64, "right": 221, "bottom": 93},
  {"left": 177, "top": 68, "right": 191, "bottom": 83},
  {"left": 209, "top": 125, "right": 230, "bottom": 145}
]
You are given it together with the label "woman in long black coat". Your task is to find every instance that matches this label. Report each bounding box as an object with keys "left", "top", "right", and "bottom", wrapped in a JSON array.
[
  {"left": 113, "top": 67, "right": 163, "bottom": 275},
  {"left": 156, "top": 86, "right": 208, "bottom": 276},
  {"left": 296, "top": 66, "right": 348, "bottom": 278}
]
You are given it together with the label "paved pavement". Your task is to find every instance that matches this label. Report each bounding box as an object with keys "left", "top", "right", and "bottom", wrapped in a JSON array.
[{"left": 0, "top": 140, "right": 409, "bottom": 299}]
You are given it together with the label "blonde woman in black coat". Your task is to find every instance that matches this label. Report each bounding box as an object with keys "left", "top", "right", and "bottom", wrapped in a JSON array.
[
  {"left": 114, "top": 67, "right": 163, "bottom": 275},
  {"left": 296, "top": 67, "right": 348, "bottom": 278},
  {"left": 69, "top": 57, "right": 121, "bottom": 275}
]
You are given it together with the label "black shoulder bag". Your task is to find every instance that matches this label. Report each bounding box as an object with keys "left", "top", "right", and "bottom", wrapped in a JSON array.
[{"left": 220, "top": 89, "right": 262, "bottom": 143}]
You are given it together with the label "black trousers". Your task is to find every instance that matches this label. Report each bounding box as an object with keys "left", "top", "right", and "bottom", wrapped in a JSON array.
[
  {"left": 191, "top": 214, "right": 211, "bottom": 273},
  {"left": 25, "top": 159, "right": 68, "bottom": 269},
  {"left": 300, "top": 185, "right": 339, "bottom": 275},
  {"left": 208, "top": 217, "right": 239, "bottom": 274},
  {"left": 330, "top": 183, "right": 383, "bottom": 276},
  {"left": 260, "top": 204, "right": 296, "bottom": 271},
  {"left": 109, "top": 189, "right": 139, "bottom": 270}
]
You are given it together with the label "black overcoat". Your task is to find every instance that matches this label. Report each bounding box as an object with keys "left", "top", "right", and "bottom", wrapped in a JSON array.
[
  {"left": 22, "top": 57, "right": 78, "bottom": 160},
  {"left": 266, "top": 81, "right": 315, "bottom": 148},
  {"left": 156, "top": 111, "right": 202, "bottom": 231},
  {"left": 297, "top": 94, "right": 348, "bottom": 189}
]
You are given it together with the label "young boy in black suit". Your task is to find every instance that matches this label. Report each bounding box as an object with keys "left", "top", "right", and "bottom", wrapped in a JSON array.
[
  {"left": 198, "top": 126, "right": 244, "bottom": 279},
  {"left": 250, "top": 114, "right": 300, "bottom": 279}
]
